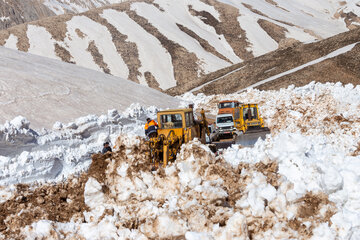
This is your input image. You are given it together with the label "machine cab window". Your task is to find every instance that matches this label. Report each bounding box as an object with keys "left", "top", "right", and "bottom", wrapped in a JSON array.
[
  {"left": 160, "top": 113, "right": 183, "bottom": 129},
  {"left": 217, "top": 115, "right": 233, "bottom": 123},
  {"left": 185, "top": 112, "right": 194, "bottom": 127},
  {"left": 243, "top": 107, "right": 258, "bottom": 120},
  {"left": 219, "top": 102, "right": 234, "bottom": 109}
]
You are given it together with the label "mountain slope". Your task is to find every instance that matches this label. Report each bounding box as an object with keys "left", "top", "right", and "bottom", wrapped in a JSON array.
[
  {"left": 0, "top": 0, "right": 359, "bottom": 90},
  {"left": 0, "top": 0, "right": 128, "bottom": 30},
  {"left": 0, "top": 0, "right": 55, "bottom": 29},
  {"left": 0, "top": 47, "right": 180, "bottom": 129},
  {"left": 169, "top": 27, "right": 360, "bottom": 95}
]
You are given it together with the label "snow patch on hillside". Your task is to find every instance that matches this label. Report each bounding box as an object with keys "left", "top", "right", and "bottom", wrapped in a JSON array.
[
  {"left": 27, "top": 25, "right": 59, "bottom": 60},
  {"left": 131, "top": 2, "right": 231, "bottom": 75},
  {"left": 101, "top": 9, "right": 175, "bottom": 88}
]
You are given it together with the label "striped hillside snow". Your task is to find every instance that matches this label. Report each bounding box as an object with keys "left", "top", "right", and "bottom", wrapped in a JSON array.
[{"left": 0, "top": 0, "right": 359, "bottom": 90}]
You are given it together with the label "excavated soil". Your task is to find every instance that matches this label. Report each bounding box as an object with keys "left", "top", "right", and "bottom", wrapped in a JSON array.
[{"left": 0, "top": 151, "right": 113, "bottom": 239}]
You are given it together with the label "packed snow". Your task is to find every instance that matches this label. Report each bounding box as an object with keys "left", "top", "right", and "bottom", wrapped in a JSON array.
[
  {"left": 0, "top": 104, "right": 157, "bottom": 185},
  {"left": 1, "top": 82, "right": 359, "bottom": 239},
  {"left": 0, "top": 47, "right": 180, "bottom": 129}
]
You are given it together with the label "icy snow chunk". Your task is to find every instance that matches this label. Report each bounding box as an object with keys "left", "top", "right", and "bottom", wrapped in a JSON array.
[
  {"left": 288, "top": 110, "right": 303, "bottom": 119},
  {"left": 52, "top": 121, "right": 63, "bottom": 130},
  {"left": 79, "top": 215, "right": 118, "bottom": 239},
  {"left": 155, "top": 214, "right": 187, "bottom": 238},
  {"left": 259, "top": 184, "right": 277, "bottom": 202},
  {"left": 185, "top": 231, "right": 212, "bottom": 240},
  {"left": 177, "top": 155, "right": 202, "bottom": 188},
  {"left": 84, "top": 177, "right": 105, "bottom": 209},
  {"left": 64, "top": 122, "right": 77, "bottom": 130},
  {"left": 0, "top": 187, "right": 13, "bottom": 204},
  {"left": 117, "top": 163, "right": 129, "bottom": 178},
  {"left": 24, "top": 220, "right": 56, "bottom": 239},
  {"left": 321, "top": 166, "right": 343, "bottom": 194},
  {"left": 10, "top": 116, "right": 30, "bottom": 129},
  {"left": 311, "top": 223, "right": 336, "bottom": 240},
  {"left": 212, "top": 212, "right": 248, "bottom": 239}
]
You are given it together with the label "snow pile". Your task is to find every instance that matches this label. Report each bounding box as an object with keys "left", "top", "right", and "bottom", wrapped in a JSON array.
[
  {"left": 0, "top": 116, "right": 37, "bottom": 145},
  {"left": 0, "top": 104, "right": 157, "bottom": 185},
  {"left": 18, "top": 138, "right": 338, "bottom": 239},
  {"left": 180, "top": 81, "right": 360, "bottom": 136},
  {"left": 224, "top": 131, "right": 360, "bottom": 239}
]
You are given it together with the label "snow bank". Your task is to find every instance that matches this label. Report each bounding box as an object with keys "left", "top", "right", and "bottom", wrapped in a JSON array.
[
  {"left": 18, "top": 138, "right": 337, "bottom": 239},
  {"left": 0, "top": 104, "right": 157, "bottom": 185}
]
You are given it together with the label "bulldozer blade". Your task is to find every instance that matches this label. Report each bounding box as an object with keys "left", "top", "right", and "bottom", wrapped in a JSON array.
[{"left": 235, "top": 127, "right": 270, "bottom": 147}]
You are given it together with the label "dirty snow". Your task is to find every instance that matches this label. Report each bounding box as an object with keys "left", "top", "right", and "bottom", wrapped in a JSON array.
[{"left": 1, "top": 82, "right": 360, "bottom": 239}]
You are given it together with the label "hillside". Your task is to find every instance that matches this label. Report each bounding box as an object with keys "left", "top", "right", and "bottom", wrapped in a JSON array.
[
  {"left": 0, "top": 0, "right": 128, "bottom": 30},
  {"left": 0, "top": 0, "right": 359, "bottom": 91},
  {"left": 0, "top": 47, "right": 180, "bottom": 129},
  {"left": 168, "top": 27, "right": 360, "bottom": 95}
]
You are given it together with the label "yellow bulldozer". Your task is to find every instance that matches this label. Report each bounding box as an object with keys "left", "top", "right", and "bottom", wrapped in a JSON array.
[
  {"left": 147, "top": 107, "right": 211, "bottom": 168},
  {"left": 233, "top": 103, "right": 268, "bottom": 133},
  {"left": 233, "top": 103, "right": 270, "bottom": 146}
]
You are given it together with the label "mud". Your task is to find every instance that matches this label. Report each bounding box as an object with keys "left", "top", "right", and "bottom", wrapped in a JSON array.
[{"left": 0, "top": 176, "right": 88, "bottom": 238}]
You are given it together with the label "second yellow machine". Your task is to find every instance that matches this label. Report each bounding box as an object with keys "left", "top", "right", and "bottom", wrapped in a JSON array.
[{"left": 147, "top": 107, "right": 211, "bottom": 167}]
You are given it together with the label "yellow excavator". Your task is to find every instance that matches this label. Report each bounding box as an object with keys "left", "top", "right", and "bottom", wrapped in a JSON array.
[{"left": 147, "top": 107, "right": 211, "bottom": 168}]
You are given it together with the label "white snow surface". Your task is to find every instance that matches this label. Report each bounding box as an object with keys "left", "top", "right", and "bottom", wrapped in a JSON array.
[
  {"left": 0, "top": 104, "right": 157, "bottom": 185},
  {"left": 131, "top": 2, "right": 231, "bottom": 75},
  {"left": 101, "top": 9, "right": 176, "bottom": 89},
  {"left": 1, "top": 82, "right": 360, "bottom": 239},
  {"left": 0, "top": 46, "right": 180, "bottom": 129},
  {"left": 42, "top": 0, "right": 128, "bottom": 15}
]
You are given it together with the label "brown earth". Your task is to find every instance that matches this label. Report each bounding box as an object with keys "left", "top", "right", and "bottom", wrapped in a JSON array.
[
  {"left": 167, "top": 27, "right": 360, "bottom": 95},
  {"left": 0, "top": 152, "right": 112, "bottom": 239}
]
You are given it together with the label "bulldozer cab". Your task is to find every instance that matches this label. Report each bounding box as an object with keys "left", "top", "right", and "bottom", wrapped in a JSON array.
[
  {"left": 148, "top": 108, "right": 210, "bottom": 168},
  {"left": 157, "top": 109, "right": 199, "bottom": 143},
  {"left": 242, "top": 105, "right": 259, "bottom": 121},
  {"left": 234, "top": 104, "right": 264, "bottom": 132}
]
